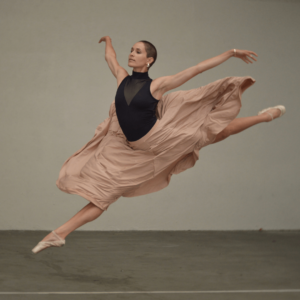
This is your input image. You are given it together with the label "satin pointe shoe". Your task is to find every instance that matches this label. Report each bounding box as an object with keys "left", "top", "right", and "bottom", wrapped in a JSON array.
[
  {"left": 32, "top": 230, "right": 65, "bottom": 254},
  {"left": 258, "top": 105, "right": 286, "bottom": 121}
]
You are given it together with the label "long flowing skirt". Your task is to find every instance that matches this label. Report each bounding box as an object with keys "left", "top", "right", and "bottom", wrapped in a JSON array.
[{"left": 56, "top": 76, "right": 256, "bottom": 211}]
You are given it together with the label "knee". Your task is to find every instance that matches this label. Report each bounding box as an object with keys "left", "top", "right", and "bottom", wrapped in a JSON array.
[
  {"left": 221, "top": 127, "right": 231, "bottom": 139},
  {"left": 213, "top": 127, "right": 231, "bottom": 143}
]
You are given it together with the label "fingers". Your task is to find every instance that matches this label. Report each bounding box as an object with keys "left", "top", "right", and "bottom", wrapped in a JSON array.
[
  {"left": 249, "top": 51, "right": 258, "bottom": 62},
  {"left": 237, "top": 50, "right": 258, "bottom": 64},
  {"left": 246, "top": 56, "right": 253, "bottom": 63},
  {"left": 242, "top": 56, "right": 251, "bottom": 64},
  {"left": 246, "top": 51, "right": 258, "bottom": 63},
  {"left": 249, "top": 54, "right": 257, "bottom": 62}
]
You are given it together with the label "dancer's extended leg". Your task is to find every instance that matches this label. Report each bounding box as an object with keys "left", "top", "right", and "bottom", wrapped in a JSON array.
[
  {"left": 212, "top": 107, "right": 281, "bottom": 144},
  {"left": 41, "top": 202, "right": 104, "bottom": 241}
]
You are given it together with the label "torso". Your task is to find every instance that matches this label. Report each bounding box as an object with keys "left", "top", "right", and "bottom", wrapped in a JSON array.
[
  {"left": 117, "top": 74, "right": 163, "bottom": 101},
  {"left": 114, "top": 70, "right": 161, "bottom": 142}
]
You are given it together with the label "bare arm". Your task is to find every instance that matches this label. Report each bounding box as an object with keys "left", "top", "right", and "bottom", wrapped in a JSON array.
[
  {"left": 99, "top": 36, "right": 125, "bottom": 78},
  {"left": 156, "top": 49, "right": 257, "bottom": 94},
  {"left": 102, "top": 37, "right": 116, "bottom": 59},
  {"left": 196, "top": 49, "right": 235, "bottom": 73}
]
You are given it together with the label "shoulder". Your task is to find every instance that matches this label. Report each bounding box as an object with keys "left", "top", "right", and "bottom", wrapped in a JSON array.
[
  {"left": 150, "top": 76, "right": 169, "bottom": 101},
  {"left": 116, "top": 67, "right": 129, "bottom": 88}
]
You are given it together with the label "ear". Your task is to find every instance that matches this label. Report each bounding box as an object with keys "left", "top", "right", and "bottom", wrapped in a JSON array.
[{"left": 148, "top": 57, "right": 154, "bottom": 65}]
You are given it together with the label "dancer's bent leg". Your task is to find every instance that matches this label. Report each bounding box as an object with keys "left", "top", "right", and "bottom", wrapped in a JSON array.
[
  {"left": 41, "top": 202, "right": 104, "bottom": 241},
  {"left": 212, "top": 107, "right": 281, "bottom": 144}
]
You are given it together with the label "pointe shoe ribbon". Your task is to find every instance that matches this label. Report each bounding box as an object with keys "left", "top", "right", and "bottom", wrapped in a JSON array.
[
  {"left": 32, "top": 230, "right": 65, "bottom": 254},
  {"left": 258, "top": 105, "right": 286, "bottom": 121}
]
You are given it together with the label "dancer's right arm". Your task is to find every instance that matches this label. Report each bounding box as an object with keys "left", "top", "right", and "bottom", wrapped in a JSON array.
[{"left": 99, "top": 36, "right": 127, "bottom": 79}]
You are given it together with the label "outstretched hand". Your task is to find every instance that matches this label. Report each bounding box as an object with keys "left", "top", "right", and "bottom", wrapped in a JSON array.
[
  {"left": 234, "top": 49, "right": 258, "bottom": 64},
  {"left": 99, "top": 36, "right": 111, "bottom": 43}
]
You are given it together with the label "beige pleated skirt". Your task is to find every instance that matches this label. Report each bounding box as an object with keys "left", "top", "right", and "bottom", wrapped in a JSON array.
[{"left": 56, "top": 76, "right": 256, "bottom": 211}]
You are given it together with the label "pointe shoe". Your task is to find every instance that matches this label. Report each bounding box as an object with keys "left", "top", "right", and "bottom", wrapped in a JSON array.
[
  {"left": 258, "top": 105, "right": 286, "bottom": 121},
  {"left": 32, "top": 230, "right": 65, "bottom": 254}
]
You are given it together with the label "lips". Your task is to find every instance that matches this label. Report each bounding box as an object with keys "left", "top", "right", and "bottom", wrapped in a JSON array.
[{"left": 129, "top": 59, "right": 135, "bottom": 61}]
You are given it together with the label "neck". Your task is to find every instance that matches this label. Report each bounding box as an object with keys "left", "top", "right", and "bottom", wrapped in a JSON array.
[{"left": 132, "top": 70, "right": 150, "bottom": 79}]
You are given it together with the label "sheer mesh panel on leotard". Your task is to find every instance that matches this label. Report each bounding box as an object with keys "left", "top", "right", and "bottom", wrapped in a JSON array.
[{"left": 124, "top": 77, "right": 149, "bottom": 106}]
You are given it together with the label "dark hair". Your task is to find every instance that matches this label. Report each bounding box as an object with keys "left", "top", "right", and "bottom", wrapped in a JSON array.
[{"left": 139, "top": 40, "right": 157, "bottom": 70}]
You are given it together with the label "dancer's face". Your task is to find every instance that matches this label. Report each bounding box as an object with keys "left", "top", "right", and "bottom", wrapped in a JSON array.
[{"left": 128, "top": 42, "right": 153, "bottom": 72}]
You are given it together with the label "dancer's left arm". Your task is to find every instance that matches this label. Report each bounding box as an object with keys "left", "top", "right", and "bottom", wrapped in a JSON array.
[{"left": 157, "top": 49, "right": 257, "bottom": 94}]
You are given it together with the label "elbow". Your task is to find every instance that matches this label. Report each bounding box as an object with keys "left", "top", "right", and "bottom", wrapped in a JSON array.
[{"left": 194, "top": 64, "right": 203, "bottom": 74}]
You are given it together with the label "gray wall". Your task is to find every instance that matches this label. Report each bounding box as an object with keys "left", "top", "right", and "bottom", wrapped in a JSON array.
[{"left": 0, "top": 0, "right": 299, "bottom": 231}]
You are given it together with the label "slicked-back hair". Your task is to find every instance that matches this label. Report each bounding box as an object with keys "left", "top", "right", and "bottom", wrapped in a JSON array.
[{"left": 139, "top": 40, "right": 157, "bottom": 70}]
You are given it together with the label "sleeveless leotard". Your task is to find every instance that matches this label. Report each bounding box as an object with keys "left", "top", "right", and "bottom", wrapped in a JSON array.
[{"left": 115, "top": 70, "right": 160, "bottom": 142}]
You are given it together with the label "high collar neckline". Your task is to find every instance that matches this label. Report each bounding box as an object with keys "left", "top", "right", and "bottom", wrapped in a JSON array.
[{"left": 132, "top": 70, "right": 150, "bottom": 79}]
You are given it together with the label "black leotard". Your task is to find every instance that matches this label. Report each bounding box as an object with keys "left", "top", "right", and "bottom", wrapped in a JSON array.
[{"left": 115, "top": 70, "right": 160, "bottom": 142}]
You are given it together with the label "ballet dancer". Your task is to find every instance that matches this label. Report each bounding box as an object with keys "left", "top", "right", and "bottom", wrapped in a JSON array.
[{"left": 32, "top": 37, "right": 285, "bottom": 253}]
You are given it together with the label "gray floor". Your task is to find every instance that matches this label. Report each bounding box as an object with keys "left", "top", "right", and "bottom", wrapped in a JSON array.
[{"left": 0, "top": 230, "right": 300, "bottom": 300}]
